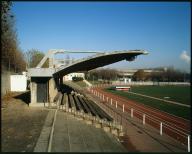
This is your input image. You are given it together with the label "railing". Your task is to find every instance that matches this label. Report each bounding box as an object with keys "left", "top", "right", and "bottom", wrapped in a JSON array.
[
  {"left": 87, "top": 86, "right": 190, "bottom": 152},
  {"left": 90, "top": 82, "right": 190, "bottom": 86}
]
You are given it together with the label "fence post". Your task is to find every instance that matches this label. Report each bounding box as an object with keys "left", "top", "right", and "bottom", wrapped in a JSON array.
[
  {"left": 123, "top": 104, "right": 124, "bottom": 112},
  {"left": 103, "top": 94, "right": 104, "bottom": 101},
  {"left": 116, "top": 101, "right": 117, "bottom": 108},
  {"left": 188, "top": 135, "right": 190, "bottom": 152},
  {"left": 107, "top": 97, "right": 108, "bottom": 102},
  {"left": 131, "top": 108, "right": 133, "bottom": 118},
  {"left": 160, "top": 122, "right": 163, "bottom": 135},
  {"left": 143, "top": 114, "right": 145, "bottom": 125},
  {"left": 111, "top": 98, "right": 113, "bottom": 105}
]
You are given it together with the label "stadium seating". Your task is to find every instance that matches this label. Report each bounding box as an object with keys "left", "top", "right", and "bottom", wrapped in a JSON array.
[{"left": 54, "top": 88, "right": 123, "bottom": 137}]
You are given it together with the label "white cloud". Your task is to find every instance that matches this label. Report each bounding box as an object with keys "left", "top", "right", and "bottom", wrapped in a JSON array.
[{"left": 180, "top": 51, "right": 190, "bottom": 64}]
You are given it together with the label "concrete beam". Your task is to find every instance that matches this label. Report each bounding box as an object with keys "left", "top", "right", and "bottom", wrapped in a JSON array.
[{"left": 28, "top": 68, "right": 55, "bottom": 77}]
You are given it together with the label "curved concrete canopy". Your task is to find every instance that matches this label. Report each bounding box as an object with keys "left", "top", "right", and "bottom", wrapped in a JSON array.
[{"left": 53, "top": 50, "right": 148, "bottom": 77}]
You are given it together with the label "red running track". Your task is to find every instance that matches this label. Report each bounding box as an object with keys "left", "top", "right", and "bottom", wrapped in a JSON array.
[{"left": 91, "top": 87, "right": 190, "bottom": 145}]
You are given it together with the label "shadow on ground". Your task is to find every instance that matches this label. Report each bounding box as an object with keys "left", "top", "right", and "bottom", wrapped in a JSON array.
[{"left": 14, "top": 91, "right": 30, "bottom": 105}]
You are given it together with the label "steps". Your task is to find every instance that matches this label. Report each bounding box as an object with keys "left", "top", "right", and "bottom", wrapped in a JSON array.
[
  {"left": 54, "top": 91, "right": 123, "bottom": 137},
  {"left": 83, "top": 79, "right": 92, "bottom": 87}
]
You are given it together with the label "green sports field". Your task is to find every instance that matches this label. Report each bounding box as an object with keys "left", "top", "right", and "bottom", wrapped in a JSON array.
[
  {"left": 130, "top": 85, "right": 190, "bottom": 105},
  {"left": 106, "top": 85, "right": 190, "bottom": 119}
]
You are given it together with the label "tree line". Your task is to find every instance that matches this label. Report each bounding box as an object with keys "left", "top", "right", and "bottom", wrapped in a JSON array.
[
  {"left": 85, "top": 67, "right": 190, "bottom": 82},
  {"left": 2, "top": 1, "right": 47, "bottom": 72},
  {"left": 2, "top": 1, "right": 26, "bottom": 72},
  {"left": 132, "top": 67, "right": 190, "bottom": 82},
  {"left": 85, "top": 68, "right": 118, "bottom": 82}
]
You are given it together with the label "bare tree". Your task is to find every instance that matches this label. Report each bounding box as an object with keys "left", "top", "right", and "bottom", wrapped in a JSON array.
[
  {"left": 87, "top": 68, "right": 118, "bottom": 82},
  {"left": 133, "top": 69, "right": 147, "bottom": 81},
  {"left": 2, "top": 1, "right": 26, "bottom": 72},
  {"left": 24, "top": 49, "right": 48, "bottom": 68}
]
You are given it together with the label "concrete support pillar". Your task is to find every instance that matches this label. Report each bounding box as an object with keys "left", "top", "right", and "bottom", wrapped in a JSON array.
[
  {"left": 55, "top": 77, "right": 59, "bottom": 89},
  {"left": 49, "top": 58, "right": 54, "bottom": 68},
  {"left": 59, "top": 76, "right": 63, "bottom": 85},
  {"left": 49, "top": 78, "right": 58, "bottom": 103},
  {"left": 30, "top": 81, "right": 37, "bottom": 104}
]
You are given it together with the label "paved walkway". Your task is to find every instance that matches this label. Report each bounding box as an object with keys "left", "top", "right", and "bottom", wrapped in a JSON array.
[
  {"left": 34, "top": 101, "right": 188, "bottom": 152},
  {"left": 120, "top": 110, "right": 187, "bottom": 152},
  {"left": 34, "top": 110, "right": 127, "bottom": 152}
]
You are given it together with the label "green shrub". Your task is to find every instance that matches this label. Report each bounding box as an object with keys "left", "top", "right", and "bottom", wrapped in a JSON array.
[{"left": 72, "top": 77, "right": 83, "bottom": 82}]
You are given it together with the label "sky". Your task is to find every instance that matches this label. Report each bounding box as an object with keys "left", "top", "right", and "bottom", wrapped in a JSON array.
[{"left": 12, "top": 2, "right": 191, "bottom": 72}]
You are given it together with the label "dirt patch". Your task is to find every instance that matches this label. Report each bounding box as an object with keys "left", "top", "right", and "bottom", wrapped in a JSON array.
[{"left": 1, "top": 91, "right": 48, "bottom": 152}]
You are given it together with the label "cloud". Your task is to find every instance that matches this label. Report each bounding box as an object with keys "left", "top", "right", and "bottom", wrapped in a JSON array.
[{"left": 180, "top": 51, "right": 190, "bottom": 64}]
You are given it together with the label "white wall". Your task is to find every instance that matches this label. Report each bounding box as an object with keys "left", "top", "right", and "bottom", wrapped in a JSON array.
[
  {"left": 11, "top": 75, "right": 27, "bottom": 91},
  {"left": 63, "top": 73, "right": 85, "bottom": 81}
]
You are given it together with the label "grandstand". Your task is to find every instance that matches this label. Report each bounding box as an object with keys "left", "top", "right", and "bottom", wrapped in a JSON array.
[{"left": 53, "top": 85, "right": 123, "bottom": 136}]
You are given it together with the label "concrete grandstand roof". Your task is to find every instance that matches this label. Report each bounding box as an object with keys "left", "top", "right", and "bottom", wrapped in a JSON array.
[{"left": 53, "top": 50, "right": 148, "bottom": 77}]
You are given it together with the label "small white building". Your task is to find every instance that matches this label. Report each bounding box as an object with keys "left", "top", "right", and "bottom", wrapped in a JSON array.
[
  {"left": 63, "top": 73, "right": 85, "bottom": 81},
  {"left": 10, "top": 74, "right": 27, "bottom": 91}
]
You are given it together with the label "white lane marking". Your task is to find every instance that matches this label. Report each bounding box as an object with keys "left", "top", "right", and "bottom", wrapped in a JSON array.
[{"left": 129, "top": 91, "right": 190, "bottom": 108}]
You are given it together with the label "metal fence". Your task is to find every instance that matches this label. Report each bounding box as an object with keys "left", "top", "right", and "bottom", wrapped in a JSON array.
[
  {"left": 88, "top": 87, "right": 190, "bottom": 152},
  {"left": 95, "top": 82, "right": 190, "bottom": 86}
]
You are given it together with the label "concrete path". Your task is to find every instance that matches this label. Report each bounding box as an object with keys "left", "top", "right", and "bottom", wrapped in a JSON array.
[
  {"left": 34, "top": 109, "right": 55, "bottom": 152},
  {"left": 83, "top": 79, "right": 92, "bottom": 87},
  {"left": 51, "top": 110, "right": 127, "bottom": 152},
  {"left": 120, "top": 110, "right": 187, "bottom": 152},
  {"left": 34, "top": 109, "right": 127, "bottom": 152}
]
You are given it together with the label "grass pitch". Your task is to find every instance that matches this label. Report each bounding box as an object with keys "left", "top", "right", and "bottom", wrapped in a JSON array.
[
  {"left": 106, "top": 85, "right": 190, "bottom": 120},
  {"left": 130, "top": 85, "right": 190, "bottom": 105}
]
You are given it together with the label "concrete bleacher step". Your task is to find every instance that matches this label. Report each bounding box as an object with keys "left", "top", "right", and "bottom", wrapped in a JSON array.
[
  {"left": 68, "top": 94, "right": 76, "bottom": 113},
  {"left": 58, "top": 92, "right": 123, "bottom": 137},
  {"left": 77, "top": 95, "right": 90, "bottom": 114},
  {"left": 73, "top": 94, "right": 83, "bottom": 112}
]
